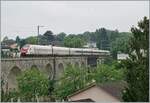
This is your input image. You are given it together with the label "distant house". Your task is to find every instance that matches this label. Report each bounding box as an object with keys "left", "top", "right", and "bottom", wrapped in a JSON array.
[
  {"left": 117, "top": 53, "right": 129, "bottom": 60},
  {"left": 67, "top": 82, "right": 126, "bottom": 102},
  {"left": 1, "top": 44, "right": 11, "bottom": 58},
  {"left": 1, "top": 43, "right": 20, "bottom": 58},
  {"left": 83, "top": 42, "right": 97, "bottom": 49}
]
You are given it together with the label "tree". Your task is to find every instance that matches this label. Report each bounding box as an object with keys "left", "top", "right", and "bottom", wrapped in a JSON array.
[
  {"left": 16, "top": 36, "right": 21, "bottom": 45},
  {"left": 2, "top": 36, "right": 9, "bottom": 42},
  {"left": 25, "top": 36, "right": 38, "bottom": 44},
  {"left": 17, "top": 68, "right": 49, "bottom": 101},
  {"left": 96, "top": 28, "right": 110, "bottom": 50},
  {"left": 110, "top": 35, "right": 130, "bottom": 59},
  {"left": 19, "top": 39, "right": 26, "bottom": 48},
  {"left": 43, "top": 30, "right": 55, "bottom": 44},
  {"left": 63, "top": 36, "right": 85, "bottom": 48},
  {"left": 56, "top": 32, "right": 66, "bottom": 42},
  {"left": 94, "top": 64, "right": 125, "bottom": 84},
  {"left": 122, "top": 17, "right": 149, "bottom": 102},
  {"left": 54, "top": 64, "right": 91, "bottom": 100}
]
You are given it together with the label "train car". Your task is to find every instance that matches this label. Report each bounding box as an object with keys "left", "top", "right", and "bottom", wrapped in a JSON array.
[
  {"left": 21, "top": 44, "right": 52, "bottom": 56},
  {"left": 53, "top": 46, "right": 70, "bottom": 55},
  {"left": 20, "top": 44, "right": 110, "bottom": 57}
]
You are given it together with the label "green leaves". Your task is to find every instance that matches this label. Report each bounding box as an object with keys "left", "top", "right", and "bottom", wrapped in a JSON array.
[
  {"left": 25, "top": 36, "right": 38, "bottom": 44},
  {"left": 17, "top": 68, "right": 49, "bottom": 101},
  {"left": 122, "top": 17, "right": 149, "bottom": 102},
  {"left": 63, "top": 35, "right": 85, "bottom": 48},
  {"left": 94, "top": 64, "right": 125, "bottom": 84},
  {"left": 54, "top": 64, "right": 92, "bottom": 100},
  {"left": 54, "top": 63, "right": 125, "bottom": 101}
]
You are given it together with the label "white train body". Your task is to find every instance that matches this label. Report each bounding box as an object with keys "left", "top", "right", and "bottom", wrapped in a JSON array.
[{"left": 20, "top": 44, "right": 110, "bottom": 56}]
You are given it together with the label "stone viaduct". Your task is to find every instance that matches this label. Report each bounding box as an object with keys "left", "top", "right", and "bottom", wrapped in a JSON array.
[{"left": 1, "top": 55, "right": 107, "bottom": 91}]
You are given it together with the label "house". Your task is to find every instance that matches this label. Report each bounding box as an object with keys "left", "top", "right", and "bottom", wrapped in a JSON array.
[
  {"left": 1, "top": 44, "right": 11, "bottom": 58},
  {"left": 1, "top": 43, "right": 20, "bottom": 58},
  {"left": 67, "top": 81, "right": 126, "bottom": 102},
  {"left": 117, "top": 53, "right": 129, "bottom": 60},
  {"left": 83, "top": 42, "right": 97, "bottom": 49}
]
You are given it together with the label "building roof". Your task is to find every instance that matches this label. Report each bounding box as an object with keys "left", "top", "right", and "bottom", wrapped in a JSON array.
[
  {"left": 1, "top": 44, "right": 10, "bottom": 49},
  {"left": 67, "top": 81, "right": 127, "bottom": 102},
  {"left": 71, "top": 98, "right": 95, "bottom": 102}
]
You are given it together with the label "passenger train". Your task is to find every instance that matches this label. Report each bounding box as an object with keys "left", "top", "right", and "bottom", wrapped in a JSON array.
[{"left": 20, "top": 44, "right": 110, "bottom": 57}]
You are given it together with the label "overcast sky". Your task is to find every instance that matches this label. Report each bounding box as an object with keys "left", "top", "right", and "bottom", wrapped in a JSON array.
[{"left": 1, "top": 1, "right": 149, "bottom": 40}]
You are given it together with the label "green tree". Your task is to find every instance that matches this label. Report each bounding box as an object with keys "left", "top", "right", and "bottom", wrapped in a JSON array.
[
  {"left": 43, "top": 30, "right": 55, "bottom": 44},
  {"left": 64, "top": 36, "right": 85, "bottom": 48},
  {"left": 19, "top": 39, "right": 26, "bottom": 48},
  {"left": 56, "top": 32, "right": 66, "bottom": 41},
  {"left": 110, "top": 36, "right": 130, "bottom": 59},
  {"left": 96, "top": 28, "right": 110, "bottom": 50},
  {"left": 15, "top": 36, "right": 21, "bottom": 45},
  {"left": 2, "top": 36, "right": 9, "bottom": 42},
  {"left": 26, "top": 36, "right": 38, "bottom": 44},
  {"left": 94, "top": 64, "right": 125, "bottom": 84},
  {"left": 122, "top": 17, "right": 149, "bottom": 102},
  {"left": 54, "top": 64, "right": 92, "bottom": 100},
  {"left": 17, "top": 68, "right": 49, "bottom": 101}
]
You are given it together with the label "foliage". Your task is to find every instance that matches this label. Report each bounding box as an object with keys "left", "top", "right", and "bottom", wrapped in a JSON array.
[
  {"left": 94, "top": 64, "right": 125, "bottom": 84},
  {"left": 43, "top": 30, "right": 55, "bottom": 44},
  {"left": 15, "top": 36, "right": 21, "bottom": 45},
  {"left": 122, "top": 17, "right": 149, "bottom": 102},
  {"left": 54, "top": 64, "right": 92, "bottom": 100},
  {"left": 2, "top": 36, "right": 9, "bottom": 41},
  {"left": 1, "top": 89, "right": 20, "bottom": 102},
  {"left": 54, "top": 63, "right": 124, "bottom": 101},
  {"left": 17, "top": 68, "right": 49, "bottom": 101},
  {"left": 96, "top": 28, "right": 110, "bottom": 50},
  {"left": 1, "top": 78, "right": 19, "bottom": 102},
  {"left": 64, "top": 36, "right": 85, "bottom": 48},
  {"left": 110, "top": 34, "right": 130, "bottom": 59},
  {"left": 25, "top": 36, "right": 38, "bottom": 44},
  {"left": 19, "top": 39, "right": 26, "bottom": 48},
  {"left": 56, "top": 32, "right": 66, "bottom": 42}
]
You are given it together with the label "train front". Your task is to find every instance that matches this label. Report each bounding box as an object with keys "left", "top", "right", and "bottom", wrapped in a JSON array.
[{"left": 20, "top": 44, "right": 30, "bottom": 57}]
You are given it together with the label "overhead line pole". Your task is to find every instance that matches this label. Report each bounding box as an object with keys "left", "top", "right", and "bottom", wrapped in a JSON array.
[{"left": 37, "top": 25, "right": 44, "bottom": 45}]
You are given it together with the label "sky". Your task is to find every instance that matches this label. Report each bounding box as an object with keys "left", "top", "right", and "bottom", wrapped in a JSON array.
[{"left": 1, "top": 1, "right": 149, "bottom": 40}]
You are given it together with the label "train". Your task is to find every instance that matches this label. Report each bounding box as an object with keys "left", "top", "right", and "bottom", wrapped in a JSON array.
[{"left": 20, "top": 44, "right": 110, "bottom": 57}]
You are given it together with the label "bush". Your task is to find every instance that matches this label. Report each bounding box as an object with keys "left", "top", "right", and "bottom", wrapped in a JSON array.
[
  {"left": 94, "top": 64, "right": 125, "bottom": 84},
  {"left": 54, "top": 64, "right": 93, "bottom": 101},
  {"left": 17, "top": 68, "right": 49, "bottom": 102}
]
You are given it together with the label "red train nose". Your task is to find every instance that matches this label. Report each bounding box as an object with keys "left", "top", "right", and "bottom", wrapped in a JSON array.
[{"left": 21, "top": 48, "right": 28, "bottom": 53}]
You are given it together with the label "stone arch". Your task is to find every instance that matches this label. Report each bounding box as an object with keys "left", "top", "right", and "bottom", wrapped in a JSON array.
[
  {"left": 45, "top": 63, "right": 54, "bottom": 79},
  {"left": 7, "top": 66, "right": 21, "bottom": 90},
  {"left": 74, "top": 62, "right": 79, "bottom": 68},
  {"left": 67, "top": 62, "right": 72, "bottom": 66},
  {"left": 58, "top": 63, "right": 64, "bottom": 78},
  {"left": 31, "top": 65, "right": 39, "bottom": 70}
]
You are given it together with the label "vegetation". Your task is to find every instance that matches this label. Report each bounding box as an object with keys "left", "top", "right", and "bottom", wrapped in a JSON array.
[
  {"left": 17, "top": 68, "right": 49, "bottom": 101},
  {"left": 96, "top": 28, "right": 110, "bottom": 50},
  {"left": 25, "top": 36, "right": 38, "bottom": 45},
  {"left": 1, "top": 17, "right": 148, "bottom": 102},
  {"left": 2, "top": 27, "right": 131, "bottom": 59},
  {"left": 122, "top": 17, "right": 149, "bottom": 102},
  {"left": 54, "top": 63, "right": 125, "bottom": 101},
  {"left": 54, "top": 64, "right": 91, "bottom": 100},
  {"left": 63, "top": 35, "right": 85, "bottom": 48},
  {"left": 94, "top": 63, "right": 125, "bottom": 84}
]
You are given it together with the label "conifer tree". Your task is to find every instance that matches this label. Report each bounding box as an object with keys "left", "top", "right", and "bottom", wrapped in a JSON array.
[{"left": 122, "top": 17, "right": 149, "bottom": 102}]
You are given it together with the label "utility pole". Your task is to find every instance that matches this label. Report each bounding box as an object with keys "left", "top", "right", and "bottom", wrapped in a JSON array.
[{"left": 37, "top": 25, "right": 44, "bottom": 45}]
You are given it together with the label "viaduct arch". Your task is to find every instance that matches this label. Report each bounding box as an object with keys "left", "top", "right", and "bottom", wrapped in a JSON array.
[{"left": 1, "top": 55, "right": 107, "bottom": 91}]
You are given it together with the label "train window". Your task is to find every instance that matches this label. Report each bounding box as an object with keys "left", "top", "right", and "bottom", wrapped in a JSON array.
[{"left": 23, "top": 44, "right": 29, "bottom": 49}]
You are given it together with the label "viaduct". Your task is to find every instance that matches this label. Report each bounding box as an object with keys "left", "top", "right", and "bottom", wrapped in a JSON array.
[{"left": 1, "top": 55, "right": 108, "bottom": 91}]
